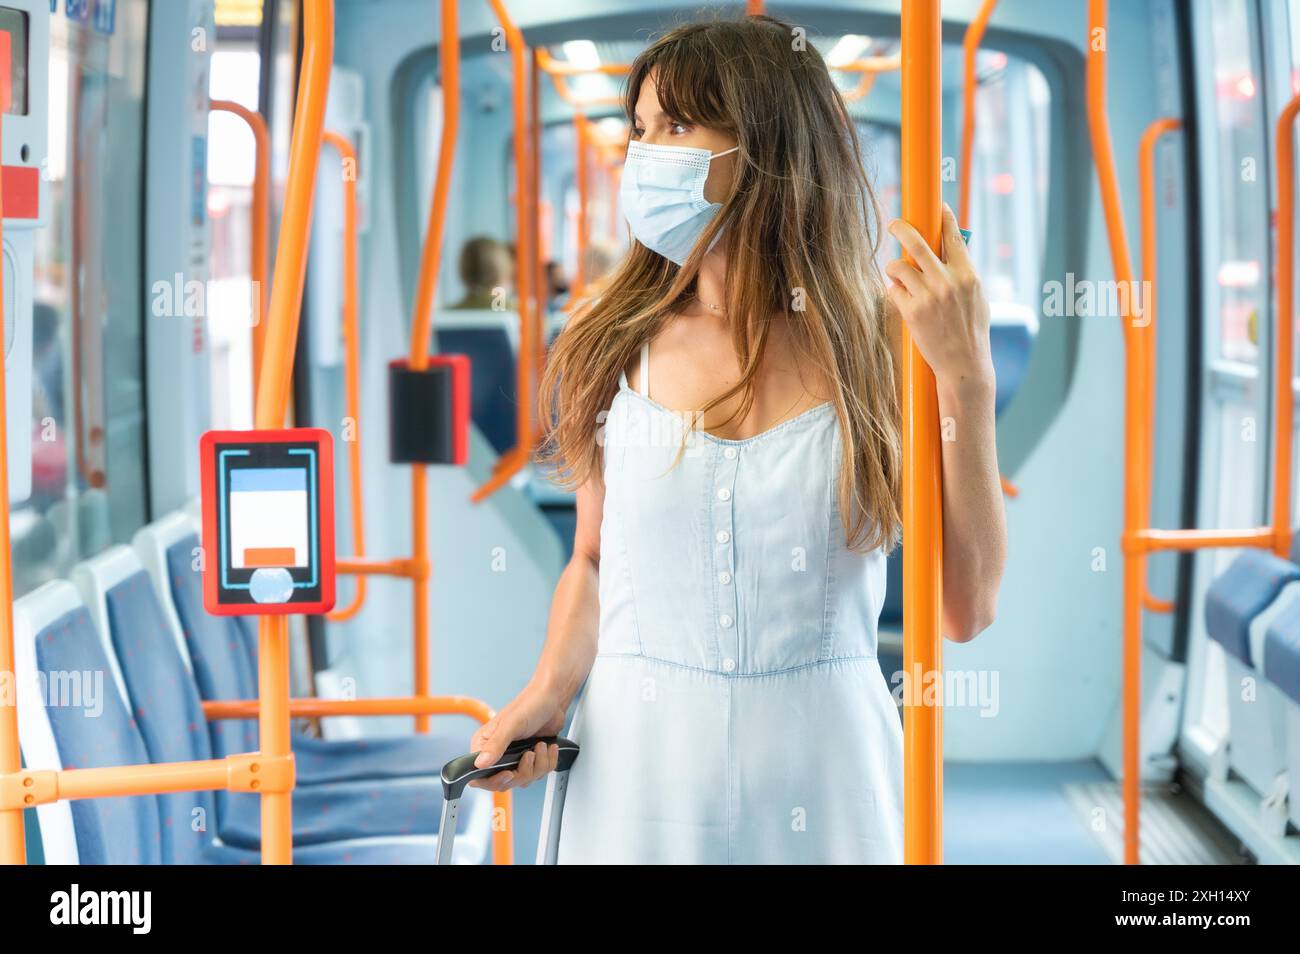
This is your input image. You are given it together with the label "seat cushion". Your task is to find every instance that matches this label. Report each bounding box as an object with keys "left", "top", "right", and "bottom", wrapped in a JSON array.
[{"left": 1204, "top": 551, "right": 1300, "bottom": 665}]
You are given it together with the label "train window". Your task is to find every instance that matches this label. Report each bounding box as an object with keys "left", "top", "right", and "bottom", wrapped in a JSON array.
[
  {"left": 13, "top": 7, "right": 150, "bottom": 598},
  {"left": 207, "top": 42, "right": 263, "bottom": 430}
]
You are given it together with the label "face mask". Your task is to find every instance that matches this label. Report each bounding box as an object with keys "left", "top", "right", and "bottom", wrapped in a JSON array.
[{"left": 620, "top": 141, "right": 739, "bottom": 266}]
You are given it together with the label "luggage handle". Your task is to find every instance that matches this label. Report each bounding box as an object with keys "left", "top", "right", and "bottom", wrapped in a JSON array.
[{"left": 436, "top": 736, "right": 579, "bottom": 865}]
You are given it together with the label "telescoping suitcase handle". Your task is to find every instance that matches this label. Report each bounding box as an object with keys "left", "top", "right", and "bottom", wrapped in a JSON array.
[{"left": 436, "top": 736, "right": 579, "bottom": 865}]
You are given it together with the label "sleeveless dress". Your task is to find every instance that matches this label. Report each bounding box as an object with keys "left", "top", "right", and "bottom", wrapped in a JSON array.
[{"left": 548, "top": 343, "right": 904, "bottom": 864}]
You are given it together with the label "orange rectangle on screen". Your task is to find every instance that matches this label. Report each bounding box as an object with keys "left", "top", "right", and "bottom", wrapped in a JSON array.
[{"left": 243, "top": 547, "right": 295, "bottom": 567}]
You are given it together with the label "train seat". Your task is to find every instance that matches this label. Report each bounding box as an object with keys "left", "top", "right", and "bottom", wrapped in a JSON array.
[
  {"left": 134, "top": 512, "right": 486, "bottom": 786},
  {"left": 437, "top": 310, "right": 520, "bottom": 456},
  {"left": 11, "top": 581, "right": 477, "bottom": 865},
  {"left": 989, "top": 314, "right": 1034, "bottom": 417},
  {"left": 1262, "top": 596, "right": 1300, "bottom": 832},
  {"left": 70, "top": 546, "right": 491, "bottom": 861},
  {"left": 1204, "top": 549, "right": 1300, "bottom": 798}
]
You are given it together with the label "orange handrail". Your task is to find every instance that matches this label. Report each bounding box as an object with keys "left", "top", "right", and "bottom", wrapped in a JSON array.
[
  {"left": 210, "top": 100, "right": 272, "bottom": 389},
  {"left": 900, "top": 0, "right": 944, "bottom": 866},
  {"left": 202, "top": 693, "right": 512, "bottom": 865},
  {"left": 0, "top": 33, "right": 24, "bottom": 865},
  {"left": 958, "top": 0, "right": 998, "bottom": 227},
  {"left": 250, "top": 0, "right": 335, "bottom": 865},
  {"left": 472, "top": 0, "right": 537, "bottom": 504},
  {"left": 1274, "top": 93, "right": 1300, "bottom": 558},
  {"left": 321, "top": 130, "right": 367, "bottom": 623},
  {"left": 573, "top": 114, "right": 592, "bottom": 294}
]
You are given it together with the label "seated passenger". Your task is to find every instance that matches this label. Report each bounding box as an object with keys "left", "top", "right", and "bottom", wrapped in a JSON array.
[{"left": 448, "top": 235, "right": 513, "bottom": 311}]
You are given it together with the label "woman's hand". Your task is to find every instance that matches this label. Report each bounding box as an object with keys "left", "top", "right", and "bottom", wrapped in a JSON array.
[
  {"left": 885, "top": 203, "right": 995, "bottom": 398},
  {"left": 467, "top": 681, "right": 570, "bottom": 792}
]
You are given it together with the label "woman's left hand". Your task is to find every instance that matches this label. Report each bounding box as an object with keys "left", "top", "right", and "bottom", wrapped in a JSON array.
[{"left": 885, "top": 203, "right": 995, "bottom": 396}]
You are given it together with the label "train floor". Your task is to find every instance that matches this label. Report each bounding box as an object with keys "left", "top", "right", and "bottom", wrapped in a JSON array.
[{"left": 507, "top": 759, "right": 1248, "bottom": 864}]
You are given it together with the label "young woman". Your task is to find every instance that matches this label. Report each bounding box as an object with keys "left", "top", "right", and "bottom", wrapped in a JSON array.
[{"left": 469, "top": 14, "right": 1006, "bottom": 864}]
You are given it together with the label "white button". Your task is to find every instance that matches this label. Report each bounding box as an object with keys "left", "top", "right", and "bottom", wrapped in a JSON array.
[
  {"left": 716, "top": 530, "right": 731, "bottom": 544},
  {"left": 720, "top": 614, "right": 733, "bottom": 628},
  {"left": 723, "top": 447, "right": 738, "bottom": 460},
  {"left": 718, "top": 571, "right": 732, "bottom": 585},
  {"left": 717, "top": 488, "right": 731, "bottom": 502},
  {"left": 722, "top": 657, "right": 737, "bottom": 672}
]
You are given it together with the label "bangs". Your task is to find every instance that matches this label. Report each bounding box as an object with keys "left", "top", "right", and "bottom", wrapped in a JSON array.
[{"left": 624, "top": 30, "right": 730, "bottom": 130}]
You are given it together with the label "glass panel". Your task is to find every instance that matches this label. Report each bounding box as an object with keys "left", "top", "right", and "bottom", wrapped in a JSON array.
[
  {"left": 14, "top": 3, "right": 150, "bottom": 597},
  {"left": 1208, "top": 0, "right": 1269, "bottom": 366}
]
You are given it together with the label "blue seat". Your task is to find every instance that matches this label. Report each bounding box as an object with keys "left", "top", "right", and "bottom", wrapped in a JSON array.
[
  {"left": 163, "top": 534, "right": 471, "bottom": 785},
  {"left": 990, "top": 322, "right": 1032, "bottom": 417},
  {"left": 17, "top": 583, "right": 461, "bottom": 864},
  {"left": 1263, "top": 597, "right": 1300, "bottom": 706},
  {"left": 99, "top": 569, "right": 485, "bottom": 858},
  {"left": 1204, "top": 550, "right": 1300, "bottom": 665},
  {"left": 437, "top": 327, "right": 516, "bottom": 455}
]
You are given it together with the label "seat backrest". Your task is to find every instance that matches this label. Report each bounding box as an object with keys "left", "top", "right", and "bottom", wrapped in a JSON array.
[
  {"left": 162, "top": 533, "right": 260, "bottom": 756},
  {"left": 1264, "top": 595, "right": 1300, "bottom": 704},
  {"left": 436, "top": 327, "right": 517, "bottom": 455},
  {"left": 13, "top": 581, "right": 162, "bottom": 864},
  {"left": 74, "top": 548, "right": 218, "bottom": 865},
  {"left": 1205, "top": 550, "right": 1300, "bottom": 664}
]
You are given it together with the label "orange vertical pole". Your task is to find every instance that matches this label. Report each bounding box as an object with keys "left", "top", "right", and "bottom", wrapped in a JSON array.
[
  {"left": 407, "top": 0, "right": 460, "bottom": 732},
  {"left": 958, "top": 0, "right": 998, "bottom": 227},
  {"left": 487, "top": 0, "right": 534, "bottom": 457},
  {"left": 211, "top": 100, "right": 271, "bottom": 391},
  {"left": 532, "top": 47, "right": 547, "bottom": 390},
  {"left": 1085, "top": 0, "right": 1144, "bottom": 865},
  {"left": 322, "top": 131, "right": 367, "bottom": 622},
  {"left": 1274, "top": 94, "right": 1300, "bottom": 558},
  {"left": 251, "top": 0, "right": 334, "bottom": 864},
  {"left": 0, "top": 33, "right": 26, "bottom": 866},
  {"left": 573, "top": 115, "right": 590, "bottom": 294},
  {"left": 900, "top": 0, "right": 944, "bottom": 866}
]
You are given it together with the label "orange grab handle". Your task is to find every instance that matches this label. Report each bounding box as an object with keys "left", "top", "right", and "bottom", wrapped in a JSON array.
[
  {"left": 0, "top": 32, "right": 25, "bottom": 865},
  {"left": 958, "top": 0, "right": 999, "bottom": 227},
  {"left": 900, "top": 0, "right": 944, "bottom": 866},
  {"left": 210, "top": 100, "right": 271, "bottom": 391},
  {"left": 320, "top": 130, "right": 368, "bottom": 623},
  {"left": 473, "top": 0, "right": 536, "bottom": 504}
]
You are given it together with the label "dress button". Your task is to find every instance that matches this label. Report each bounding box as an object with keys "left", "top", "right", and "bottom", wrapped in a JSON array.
[
  {"left": 719, "top": 614, "right": 733, "bottom": 628},
  {"left": 722, "top": 657, "right": 737, "bottom": 672},
  {"left": 718, "top": 571, "right": 732, "bottom": 585},
  {"left": 723, "top": 447, "right": 738, "bottom": 460},
  {"left": 717, "top": 488, "right": 731, "bottom": 502},
  {"left": 716, "top": 530, "right": 731, "bottom": 544}
]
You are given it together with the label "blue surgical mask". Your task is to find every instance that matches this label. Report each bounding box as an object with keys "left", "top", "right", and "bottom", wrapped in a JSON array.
[{"left": 620, "top": 141, "right": 739, "bottom": 266}]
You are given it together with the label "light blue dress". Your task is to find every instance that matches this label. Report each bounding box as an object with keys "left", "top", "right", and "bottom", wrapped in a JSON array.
[{"left": 550, "top": 343, "right": 903, "bottom": 864}]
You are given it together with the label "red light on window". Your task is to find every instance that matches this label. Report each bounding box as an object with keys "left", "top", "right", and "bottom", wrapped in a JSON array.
[
  {"left": 1235, "top": 74, "right": 1256, "bottom": 98},
  {"left": 989, "top": 52, "right": 1007, "bottom": 71},
  {"left": 989, "top": 172, "right": 1015, "bottom": 195}
]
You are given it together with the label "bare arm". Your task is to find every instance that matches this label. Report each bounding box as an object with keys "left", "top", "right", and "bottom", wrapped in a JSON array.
[
  {"left": 885, "top": 204, "right": 1008, "bottom": 642},
  {"left": 468, "top": 478, "right": 605, "bottom": 789}
]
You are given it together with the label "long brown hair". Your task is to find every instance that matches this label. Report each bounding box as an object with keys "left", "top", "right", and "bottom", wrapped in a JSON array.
[{"left": 539, "top": 13, "right": 901, "bottom": 552}]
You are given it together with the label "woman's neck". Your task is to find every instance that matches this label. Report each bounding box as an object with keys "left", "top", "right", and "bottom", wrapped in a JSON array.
[{"left": 692, "top": 242, "right": 729, "bottom": 316}]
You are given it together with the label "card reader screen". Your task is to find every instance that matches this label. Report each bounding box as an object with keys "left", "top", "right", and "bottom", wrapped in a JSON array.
[{"left": 229, "top": 468, "right": 309, "bottom": 569}]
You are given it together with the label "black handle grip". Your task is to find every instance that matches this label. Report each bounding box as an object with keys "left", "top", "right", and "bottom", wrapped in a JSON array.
[{"left": 440, "top": 736, "right": 579, "bottom": 801}]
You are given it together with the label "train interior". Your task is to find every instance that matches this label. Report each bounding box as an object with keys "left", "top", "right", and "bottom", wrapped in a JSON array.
[{"left": 2, "top": 0, "right": 1300, "bottom": 866}]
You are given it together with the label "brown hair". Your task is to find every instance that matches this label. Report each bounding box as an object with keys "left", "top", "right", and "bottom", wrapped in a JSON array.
[{"left": 539, "top": 14, "right": 901, "bottom": 551}]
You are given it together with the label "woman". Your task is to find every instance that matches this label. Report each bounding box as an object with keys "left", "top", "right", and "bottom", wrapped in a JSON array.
[{"left": 470, "top": 14, "right": 1006, "bottom": 864}]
